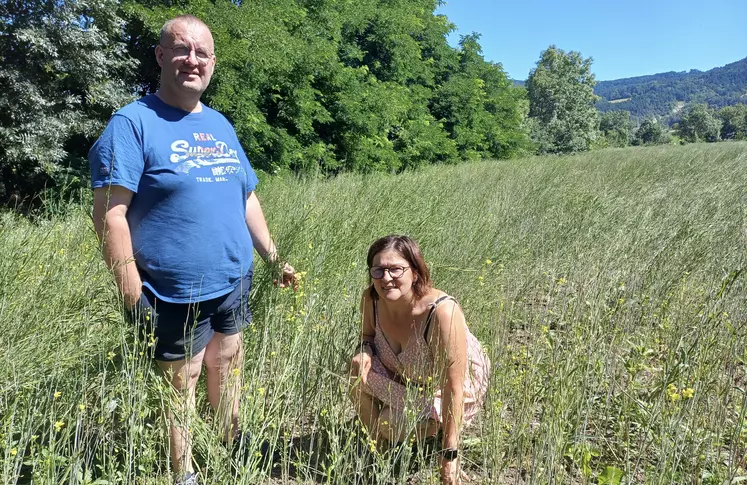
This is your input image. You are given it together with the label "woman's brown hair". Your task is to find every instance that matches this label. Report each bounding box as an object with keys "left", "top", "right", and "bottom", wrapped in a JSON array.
[{"left": 367, "top": 235, "right": 432, "bottom": 300}]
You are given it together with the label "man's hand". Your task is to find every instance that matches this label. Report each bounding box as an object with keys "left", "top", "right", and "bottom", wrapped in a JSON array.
[
  {"left": 274, "top": 262, "right": 298, "bottom": 290},
  {"left": 350, "top": 350, "right": 372, "bottom": 385},
  {"left": 123, "top": 281, "right": 143, "bottom": 310}
]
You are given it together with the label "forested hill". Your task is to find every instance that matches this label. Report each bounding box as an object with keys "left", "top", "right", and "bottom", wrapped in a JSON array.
[{"left": 595, "top": 57, "right": 747, "bottom": 122}]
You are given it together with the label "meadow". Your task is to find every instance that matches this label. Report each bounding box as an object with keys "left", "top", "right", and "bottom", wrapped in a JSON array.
[{"left": 1, "top": 142, "right": 746, "bottom": 484}]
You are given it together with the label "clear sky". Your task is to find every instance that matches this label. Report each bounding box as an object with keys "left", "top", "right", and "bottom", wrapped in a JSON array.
[{"left": 436, "top": 0, "right": 747, "bottom": 81}]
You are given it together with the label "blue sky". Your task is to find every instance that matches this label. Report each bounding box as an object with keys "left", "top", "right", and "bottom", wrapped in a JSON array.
[{"left": 436, "top": 0, "right": 747, "bottom": 81}]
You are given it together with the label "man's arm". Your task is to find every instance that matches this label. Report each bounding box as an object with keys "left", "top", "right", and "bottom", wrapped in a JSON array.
[
  {"left": 244, "top": 191, "right": 277, "bottom": 263},
  {"left": 245, "top": 191, "right": 296, "bottom": 287},
  {"left": 93, "top": 186, "right": 142, "bottom": 308}
]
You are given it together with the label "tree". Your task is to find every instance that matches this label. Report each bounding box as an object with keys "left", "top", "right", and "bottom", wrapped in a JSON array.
[
  {"left": 718, "top": 104, "right": 747, "bottom": 140},
  {"left": 599, "top": 110, "right": 632, "bottom": 147},
  {"left": 632, "top": 119, "right": 668, "bottom": 146},
  {"left": 677, "top": 104, "right": 721, "bottom": 143},
  {"left": 526, "top": 45, "right": 600, "bottom": 154},
  {"left": 430, "top": 33, "right": 530, "bottom": 161},
  {"left": 123, "top": 0, "right": 529, "bottom": 175},
  {"left": 0, "top": 0, "right": 136, "bottom": 203}
]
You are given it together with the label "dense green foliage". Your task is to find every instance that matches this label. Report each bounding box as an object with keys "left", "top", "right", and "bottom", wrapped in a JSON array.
[
  {"left": 0, "top": 0, "right": 530, "bottom": 202},
  {"left": 2, "top": 143, "right": 747, "bottom": 484},
  {"left": 526, "top": 46, "right": 600, "bottom": 154},
  {"left": 677, "top": 104, "right": 722, "bottom": 143},
  {"left": 718, "top": 104, "right": 747, "bottom": 140},
  {"left": 0, "top": 0, "right": 136, "bottom": 203},
  {"left": 632, "top": 118, "right": 669, "bottom": 146},
  {"left": 599, "top": 110, "right": 632, "bottom": 147},
  {"left": 596, "top": 57, "right": 747, "bottom": 123}
]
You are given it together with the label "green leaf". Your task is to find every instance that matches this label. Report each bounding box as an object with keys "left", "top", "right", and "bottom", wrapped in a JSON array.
[{"left": 598, "top": 466, "right": 625, "bottom": 485}]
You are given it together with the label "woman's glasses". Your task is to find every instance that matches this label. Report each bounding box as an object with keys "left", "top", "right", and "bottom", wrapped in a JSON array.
[{"left": 369, "top": 266, "right": 410, "bottom": 279}]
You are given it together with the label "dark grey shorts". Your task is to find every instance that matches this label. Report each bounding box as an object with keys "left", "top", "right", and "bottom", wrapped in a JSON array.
[{"left": 129, "top": 269, "right": 253, "bottom": 361}]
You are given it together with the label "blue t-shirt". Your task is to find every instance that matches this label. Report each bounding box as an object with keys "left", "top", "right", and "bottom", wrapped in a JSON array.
[{"left": 89, "top": 95, "right": 259, "bottom": 303}]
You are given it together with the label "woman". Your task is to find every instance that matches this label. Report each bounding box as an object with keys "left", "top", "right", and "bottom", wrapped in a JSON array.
[{"left": 349, "top": 235, "right": 491, "bottom": 485}]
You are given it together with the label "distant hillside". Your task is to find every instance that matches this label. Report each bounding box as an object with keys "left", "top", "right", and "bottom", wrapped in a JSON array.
[{"left": 595, "top": 57, "right": 747, "bottom": 123}]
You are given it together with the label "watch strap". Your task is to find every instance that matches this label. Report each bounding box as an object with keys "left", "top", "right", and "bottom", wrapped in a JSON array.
[{"left": 440, "top": 447, "right": 458, "bottom": 460}]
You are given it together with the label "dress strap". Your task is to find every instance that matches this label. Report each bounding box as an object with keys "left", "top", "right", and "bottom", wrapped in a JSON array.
[
  {"left": 423, "top": 295, "right": 457, "bottom": 340},
  {"left": 373, "top": 298, "right": 381, "bottom": 328}
]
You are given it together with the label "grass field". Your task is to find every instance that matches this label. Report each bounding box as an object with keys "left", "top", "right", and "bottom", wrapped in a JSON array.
[{"left": 1, "top": 142, "right": 746, "bottom": 484}]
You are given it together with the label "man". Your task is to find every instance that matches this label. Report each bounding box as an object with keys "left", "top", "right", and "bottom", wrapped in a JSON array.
[{"left": 89, "top": 15, "right": 295, "bottom": 485}]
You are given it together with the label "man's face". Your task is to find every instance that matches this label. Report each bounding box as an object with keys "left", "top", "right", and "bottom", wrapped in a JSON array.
[{"left": 156, "top": 21, "right": 216, "bottom": 97}]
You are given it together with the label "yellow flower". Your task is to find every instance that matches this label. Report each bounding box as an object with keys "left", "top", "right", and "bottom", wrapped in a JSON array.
[
  {"left": 107, "top": 351, "right": 116, "bottom": 361},
  {"left": 485, "top": 259, "right": 492, "bottom": 265},
  {"left": 54, "top": 421, "right": 65, "bottom": 432},
  {"left": 669, "top": 392, "right": 681, "bottom": 402},
  {"left": 231, "top": 368, "right": 240, "bottom": 377},
  {"left": 53, "top": 391, "right": 62, "bottom": 400},
  {"left": 10, "top": 448, "right": 17, "bottom": 456},
  {"left": 682, "top": 388, "right": 694, "bottom": 399},
  {"left": 270, "top": 351, "right": 277, "bottom": 358},
  {"left": 78, "top": 403, "right": 86, "bottom": 412},
  {"left": 257, "top": 387, "right": 265, "bottom": 396}
]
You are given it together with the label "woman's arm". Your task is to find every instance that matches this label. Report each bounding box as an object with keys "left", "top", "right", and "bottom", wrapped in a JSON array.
[
  {"left": 359, "top": 292, "right": 376, "bottom": 345},
  {"left": 350, "top": 292, "right": 377, "bottom": 384},
  {"left": 427, "top": 300, "right": 468, "bottom": 450}
]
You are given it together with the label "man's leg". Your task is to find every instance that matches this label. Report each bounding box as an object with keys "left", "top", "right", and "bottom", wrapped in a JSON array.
[
  {"left": 204, "top": 332, "right": 243, "bottom": 442},
  {"left": 157, "top": 350, "right": 206, "bottom": 479}
]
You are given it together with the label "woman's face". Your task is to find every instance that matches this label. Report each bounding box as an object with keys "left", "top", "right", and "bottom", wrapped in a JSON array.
[{"left": 370, "top": 249, "right": 417, "bottom": 302}]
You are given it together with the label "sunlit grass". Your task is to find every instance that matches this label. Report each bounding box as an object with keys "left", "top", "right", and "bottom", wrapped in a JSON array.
[{"left": 1, "top": 142, "right": 746, "bottom": 484}]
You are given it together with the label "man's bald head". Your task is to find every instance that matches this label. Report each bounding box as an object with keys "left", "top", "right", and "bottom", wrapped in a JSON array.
[{"left": 160, "top": 15, "right": 213, "bottom": 47}]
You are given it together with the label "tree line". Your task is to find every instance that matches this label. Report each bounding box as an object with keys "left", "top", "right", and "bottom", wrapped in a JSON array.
[
  {"left": 596, "top": 57, "right": 747, "bottom": 122},
  {"left": 1, "top": 0, "right": 532, "bottom": 203},
  {"left": 1, "top": 1, "right": 745, "bottom": 204}
]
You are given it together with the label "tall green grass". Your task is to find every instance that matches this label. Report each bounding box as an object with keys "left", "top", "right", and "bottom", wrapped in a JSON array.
[{"left": 1, "top": 142, "right": 746, "bottom": 484}]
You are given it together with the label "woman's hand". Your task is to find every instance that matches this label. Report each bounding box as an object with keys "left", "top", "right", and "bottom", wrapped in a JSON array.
[
  {"left": 350, "top": 350, "right": 372, "bottom": 384},
  {"left": 440, "top": 456, "right": 462, "bottom": 485}
]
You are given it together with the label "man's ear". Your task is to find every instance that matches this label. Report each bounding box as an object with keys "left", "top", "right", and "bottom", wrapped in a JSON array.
[{"left": 155, "top": 45, "right": 164, "bottom": 68}]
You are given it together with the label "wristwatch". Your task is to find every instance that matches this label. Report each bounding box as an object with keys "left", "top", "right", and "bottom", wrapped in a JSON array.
[{"left": 440, "top": 447, "right": 458, "bottom": 460}]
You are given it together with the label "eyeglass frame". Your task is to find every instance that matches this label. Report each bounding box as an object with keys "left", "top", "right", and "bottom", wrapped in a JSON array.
[
  {"left": 159, "top": 44, "right": 214, "bottom": 65},
  {"left": 369, "top": 266, "right": 410, "bottom": 280}
]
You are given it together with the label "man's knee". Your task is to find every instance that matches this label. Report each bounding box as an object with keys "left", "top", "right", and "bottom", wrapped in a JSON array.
[
  {"left": 204, "top": 334, "right": 242, "bottom": 372},
  {"left": 158, "top": 357, "right": 203, "bottom": 391}
]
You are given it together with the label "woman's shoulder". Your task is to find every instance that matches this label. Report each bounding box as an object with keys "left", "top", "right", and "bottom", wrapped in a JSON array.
[
  {"left": 430, "top": 290, "right": 463, "bottom": 318},
  {"left": 420, "top": 289, "right": 459, "bottom": 319},
  {"left": 422, "top": 288, "right": 457, "bottom": 306}
]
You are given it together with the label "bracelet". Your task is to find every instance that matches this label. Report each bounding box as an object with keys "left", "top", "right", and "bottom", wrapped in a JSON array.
[
  {"left": 355, "top": 340, "right": 375, "bottom": 355},
  {"left": 439, "top": 447, "right": 458, "bottom": 460}
]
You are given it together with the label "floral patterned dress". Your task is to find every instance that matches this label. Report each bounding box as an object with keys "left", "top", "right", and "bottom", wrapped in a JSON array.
[{"left": 360, "top": 295, "right": 491, "bottom": 425}]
